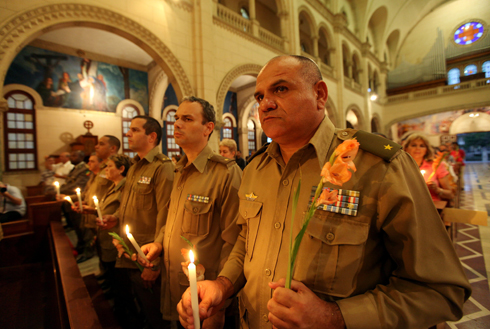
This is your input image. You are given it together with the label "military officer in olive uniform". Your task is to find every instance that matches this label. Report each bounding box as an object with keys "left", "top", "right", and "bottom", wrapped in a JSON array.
[
  {"left": 141, "top": 96, "right": 241, "bottom": 327},
  {"left": 177, "top": 56, "right": 471, "bottom": 329},
  {"left": 104, "top": 115, "right": 174, "bottom": 329}
]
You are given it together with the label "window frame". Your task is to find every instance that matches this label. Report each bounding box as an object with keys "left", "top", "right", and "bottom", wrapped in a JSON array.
[
  {"left": 121, "top": 104, "right": 140, "bottom": 158},
  {"left": 166, "top": 109, "right": 180, "bottom": 160},
  {"left": 3, "top": 90, "right": 38, "bottom": 172}
]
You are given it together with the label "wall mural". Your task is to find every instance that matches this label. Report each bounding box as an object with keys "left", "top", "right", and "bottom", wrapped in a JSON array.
[
  {"left": 4, "top": 46, "right": 149, "bottom": 113},
  {"left": 396, "top": 107, "right": 490, "bottom": 138}
]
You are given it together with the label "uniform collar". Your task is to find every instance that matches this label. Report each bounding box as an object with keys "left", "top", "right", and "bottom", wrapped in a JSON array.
[
  {"left": 259, "top": 116, "right": 335, "bottom": 170},
  {"left": 114, "top": 177, "right": 126, "bottom": 192},
  {"left": 176, "top": 144, "right": 212, "bottom": 174},
  {"left": 135, "top": 146, "right": 161, "bottom": 163}
]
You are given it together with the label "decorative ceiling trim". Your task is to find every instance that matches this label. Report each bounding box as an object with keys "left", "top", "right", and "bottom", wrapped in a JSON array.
[{"left": 0, "top": 3, "right": 193, "bottom": 101}]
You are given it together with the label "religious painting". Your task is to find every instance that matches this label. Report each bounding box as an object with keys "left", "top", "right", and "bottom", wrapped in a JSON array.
[{"left": 4, "top": 46, "right": 149, "bottom": 113}]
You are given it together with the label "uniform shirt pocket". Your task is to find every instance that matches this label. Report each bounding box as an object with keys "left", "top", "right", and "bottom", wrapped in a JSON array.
[
  {"left": 296, "top": 211, "right": 369, "bottom": 297},
  {"left": 133, "top": 183, "right": 154, "bottom": 210},
  {"left": 182, "top": 199, "right": 213, "bottom": 236},
  {"left": 239, "top": 200, "right": 263, "bottom": 261}
]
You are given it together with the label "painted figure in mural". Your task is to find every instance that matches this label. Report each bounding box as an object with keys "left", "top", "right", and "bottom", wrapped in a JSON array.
[{"left": 36, "top": 77, "right": 57, "bottom": 107}]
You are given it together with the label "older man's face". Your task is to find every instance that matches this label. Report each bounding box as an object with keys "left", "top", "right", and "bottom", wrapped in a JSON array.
[{"left": 254, "top": 57, "right": 326, "bottom": 146}]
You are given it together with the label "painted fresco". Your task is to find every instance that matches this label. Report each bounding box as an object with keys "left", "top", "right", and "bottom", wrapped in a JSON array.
[{"left": 4, "top": 46, "right": 148, "bottom": 113}]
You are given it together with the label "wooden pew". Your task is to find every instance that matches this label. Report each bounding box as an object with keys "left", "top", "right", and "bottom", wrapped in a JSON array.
[{"left": 49, "top": 221, "right": 102, "bottom": 329}]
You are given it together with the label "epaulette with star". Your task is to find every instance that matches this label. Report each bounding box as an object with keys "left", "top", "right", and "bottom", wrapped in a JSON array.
[
  {"left": 155, "top": 153, "right": 171, "bottom": 163},
  {"left": 208, "top": 154, "right": 236, "bottom": 168},
  {"left": 337, "top": 129, "right": 401, "bottom": 162}
]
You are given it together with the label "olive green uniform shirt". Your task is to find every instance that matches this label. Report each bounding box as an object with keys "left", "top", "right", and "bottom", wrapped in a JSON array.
[
  {"left": 60, "top": 161, "right": 90, "bottom": 195},
  {"left": 115, "top": 146, "right": 174, "bottom": 269},
  {"left": 219, "top": 118, "right": 471, "bottom": 329},
  {"left": 97, "top": 178, "right": 126, "bottom": 263},
  {"left": 82, "top": 166, "right": 112, "bottom": 229},
  {"left": 155, "top": 144, "right": 241, "bottom": 320}
]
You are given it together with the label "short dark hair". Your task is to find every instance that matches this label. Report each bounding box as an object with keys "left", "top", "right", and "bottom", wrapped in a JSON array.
[
  {"left": 109, "top": 154, "right": 132, "bottom": 177},
  {"left": 268, "top": 55, "right": 323, "bottom": 85},
  {"left": 181, "top": 96, "right": 216, "bottom": 138},
  {"left": 103, "top": 135, "right": 121, "bottom": 152},
  {"left": 133, "top": 115, "right": 162, "bottom": 146},
  {"left": 73, "top": 150, "right": 85, "bottom": 161}
]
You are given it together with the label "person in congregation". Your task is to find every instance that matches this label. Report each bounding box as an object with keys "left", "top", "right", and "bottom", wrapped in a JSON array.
[
  {"left": 177, "top": 55, "right": 471, "bottom": 329},
  {"left": 218, "top": 138, "right": 237, "bottom": 160},
  {"left": 450, "top": 141, "right": 466, "bottom": 189},
  {"left": 104, "top": 116, "right": 174, "bottom": 329},
  {"left": 0, "top": 182, "right": 26, "bottom": 223},
  {"left": 40, "top": 155, "right": 56, "bottom": 196},
  {"left": 81, "top": 154, "right": 136, "bottom": 327},
  {"left": 235, "top": 150, "right": 246, "bottom": 170},
  {"left": 52, "top": 151, "right": 74, "bottom": 185},
  {"left": 404, "top": 133, "right": 455, "bottom": 203},
  {"left": 140, "top": 97, "right": 242, "bottom": 327}
]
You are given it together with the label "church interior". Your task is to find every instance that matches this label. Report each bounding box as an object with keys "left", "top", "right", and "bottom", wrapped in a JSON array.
[{"left": 0, "top": 0, "right": 489, "bottom": 328}]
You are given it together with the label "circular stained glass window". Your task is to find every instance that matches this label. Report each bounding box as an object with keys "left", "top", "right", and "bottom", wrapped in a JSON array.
[{"left": 454, "top": 22, "right": 484, "bottom": 45}]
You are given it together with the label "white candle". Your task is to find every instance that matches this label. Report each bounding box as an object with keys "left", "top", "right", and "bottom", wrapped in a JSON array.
[
  {"left": 54, "top": 181, "right": 60, "bottom": 197},
  {"left": 75, "top": 187, "right": 83, "bottom": 212},
  {"left": 125, "top": 225, "right": 149, "bottom": 262},
  {"left": 64, "top": 196, "right": 74, "bottom": 206},
  {"left": 93, "top": 196, "right": 103, "bottom": 221},
  {"left": 188, "top": 250, "right": 200, "bottom": 329}
]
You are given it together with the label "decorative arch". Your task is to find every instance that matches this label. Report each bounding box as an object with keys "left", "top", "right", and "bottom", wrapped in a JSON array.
[
  {"left": 297, "top": 6, "right": 317, "bottom": 36},
  {"left": 116, "top": 99, "right": 145, "bottom": 117},
  {"left": 162, "top": 105, "right": 179, "bottom": 123},
  {"left": 222, "top": 112, "right": 237, "bottom": 127},
  {"left": 216, "top": 63, "right": 262, "bottom": 120},
  {"left": 365, "top": 6, "right": 388, "bottom": 58},
  {"left": 370, "top": 113, "right": 382, "bottom": 133},
  {"left": 345, "top": 104, "right": 365, "bottom": 130},
  {"left": 3, "top": 84, "right": 43, "bottom": 110},
  {"left": 318, "top": 23, "right": 335, "bottom": 67},
  {"left": 0, "top": 3, "right": 193, "bottom": 110},
  {"left": 352, "top": 51, "right": 362, "bottom": 83}
]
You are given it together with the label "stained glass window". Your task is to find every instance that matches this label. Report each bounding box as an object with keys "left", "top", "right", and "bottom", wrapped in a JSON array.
[
  {"left": 482, "top": 61, "right": 490, "bottom": 78},
  {"left": 464, "top": 64, "right": 477, "bottom": 76},
  {"left": 166, "top": 110, "right": 180, "bottom": 160},
  {"left": 454, "top": 22, "right": 484, "bottom": 45},
  {"left": 121, "top": 105, "right": 139, "bottom": 159},
  {"left": 448, "top": 68, "right": 460, "bottom": 85},
  {"left": 4, "top": 91, "right": 37, "bottom": 171}
]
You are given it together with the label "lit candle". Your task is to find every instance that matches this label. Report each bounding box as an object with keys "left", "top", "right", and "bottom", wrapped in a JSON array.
[
  {"left": 420, "top": 170, "right": 426, "bottom": 176},
  {"left": 188, "top": 250, "right": 200, "bottom": 329},
  {"left": 64, "top": 196, "right": 74, "bottom": 206},
  {"left": 54, "top": 181, "right": 60, "bottom": 197},
  {"left": 125, "top": 225, "right": 149, "bottom": 262},
  {"left": 75, "top": 187, "right": 83, "bottom": 212},
  {"left": 93, "top": 196, "right": 103, "bottom": 221}
]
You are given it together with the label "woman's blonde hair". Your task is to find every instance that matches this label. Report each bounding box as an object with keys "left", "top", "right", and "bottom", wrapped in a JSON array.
[
  {"left": 219, "top": 139, "right": 237, "bottom": 154},
  {"left": 403, "top": 133, "right": 434, "bottom": 161}
]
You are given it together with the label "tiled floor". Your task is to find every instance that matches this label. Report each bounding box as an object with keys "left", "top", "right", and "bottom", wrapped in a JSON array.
[{"left": 446, "top": 162, "right": 490, "bottom": 328}]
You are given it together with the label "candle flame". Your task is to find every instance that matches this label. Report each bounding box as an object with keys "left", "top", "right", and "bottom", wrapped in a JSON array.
[
  {"left": 93, "top": 196, "right": 98, "bottom": 202},
  {"left": 125, "top": 225, "right": 130, "bottom": 235},
  {"left": 54, "top": 181, "right": 59, "bottom": 187},
  {"left": 64, "top": 196, "right": 72, "bottom": 202},
  {"left": 420, "top": 170, "right": 426, "bottom": 176},
  {"left": 189, "top": 250, "right": 195, "bottom": 263},
  {"left": 76, "top": 187, "right": 81, "bottom": 193}
]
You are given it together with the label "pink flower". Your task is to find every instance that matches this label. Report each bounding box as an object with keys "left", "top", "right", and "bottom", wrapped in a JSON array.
[{"left": 315, "top": 188, "right": 338, "bottom": 207}]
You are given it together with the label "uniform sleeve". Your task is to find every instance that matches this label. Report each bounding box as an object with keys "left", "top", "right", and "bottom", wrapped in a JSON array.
[
  {"left": 336, "top": 152, "right": 471, "bottom": 329},
  {"left": 218, "top": 164, "right": 242, "bottom": 271},
  {"left": 153, "top": 161, "right": 174, "bottom": 246}
]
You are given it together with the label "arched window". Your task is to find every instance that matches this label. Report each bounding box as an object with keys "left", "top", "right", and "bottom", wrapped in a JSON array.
[
  {"left": 464, "top": 64, "right": 477, "bottom": 76},
  {"left": 247, "top": 119, "right": 256, "bottom": 155},
  {"left": 223, "top": 117, "right": 233, "bottom": 139},
  {"left": 121, "top": 105, "right": 140, "bottom": 158},
  {"left": 4, "top": 91, "right": 37, "bottom": 171},
  {"left": 448, "top": 68, "right": 460, "bottom": 85},
  {"left": 482, "top": 61, "right": 490, "bottom": 78},
  {"left": 240, "top": 7, "right": 250, "bottom": 20},
  {"left": 166, "top": 110, "right": 180, "bottom": 159}
]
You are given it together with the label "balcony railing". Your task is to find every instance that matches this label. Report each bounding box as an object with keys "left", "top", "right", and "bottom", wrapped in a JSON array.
[
  {"left": 214, "top": 4, "right": 284, "bottom": 52},
  {"left": 216, "top": 4, "right": 252, "bottom": 34},
  {"left": 386, "top": 78, "right": 490, "bottom": 104},
  {"left": 344, "top": 76, "right": 363, "bottom": 94}
]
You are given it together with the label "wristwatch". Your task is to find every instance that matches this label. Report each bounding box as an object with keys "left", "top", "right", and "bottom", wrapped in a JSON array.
[{"left": 0, "top": 187, "right": 7, "bottom": 193}]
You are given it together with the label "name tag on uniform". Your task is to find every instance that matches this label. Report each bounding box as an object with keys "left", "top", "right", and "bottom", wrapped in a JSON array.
[
  {"left": 138, "top": 176, "right": 151, "bottom": 184},
  {"left": 187, "top": 194, "right": 209, "bottom": 203},
  {"left": 312, "top": 187, "right": 360, "bottom": 216}
]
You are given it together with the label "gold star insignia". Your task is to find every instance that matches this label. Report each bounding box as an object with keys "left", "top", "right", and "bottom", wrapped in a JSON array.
[
  {"left": 347, "top": 203, "right": 354, "bottom": 209},
  {"left": 384, "top": 144, "right": 393, "bottom": 150},
  {"left": 245, "top": 192, "right": 258, "bottom": 201}
]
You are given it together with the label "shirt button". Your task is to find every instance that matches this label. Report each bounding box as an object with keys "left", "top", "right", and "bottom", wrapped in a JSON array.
[
  {"left": 262, "top": 314, "right": 268, "bottom": 322},
  {"left": 274, "top": 222, "right": 281, "bottom": 229},
  {"left": 341, "top": 131, "right": 348, "bottom": 137},
  {"left": 244, "top": 211, "right": 247, "bottom": 217},
  {"left": 326, "top": 232, "right": 335, "bottom": 241},
  {"left": 177, "top": 186, "right": 182, "bottom": 190},
  {"left": 282, "top": 179, "right": 289, "bottom": 186},
  {"left": 193, "top": 207, "right": 198, "bottom": 213},
  {"left": 265, "top": 268, "right": 271, "bottom": 276}
]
